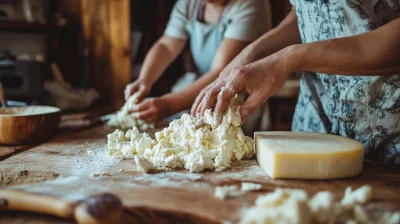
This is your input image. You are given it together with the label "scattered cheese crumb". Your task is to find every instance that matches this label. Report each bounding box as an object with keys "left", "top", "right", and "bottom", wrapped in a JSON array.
[
  {"left": 86, "top": 150, "right": 94, "bottom": 156},
  {"left": 378, "top": 212, "right": 400, "bottom": 224},
  {"left": 241, "top": 182, "right": 262, "bottom": 192},
  {"left": 214, "top": 182, "right": 262, "bottom": 200},
  {"left": 354, "top": 205, "right": 369, "bottom": 223},
  {"left": 241, "top": 188, "right": 311, "bottom": 224},
  {"left": 241, "top": 185, "right": 397, "bottom": 224},
  {"left": 308, "top": 191, "right": 335, "bottom": 223},
  {"left": 346, "top": 220, "right": 357, "bottom": 224},
  {"left": 134, "top": 155, "right": 153, "bottom": 173},
  {"left": 214, "top": 185, "right": 244, "bottom": 200},
  {"left": 341, "top": 185, "right": 372, "bottom": 210}
]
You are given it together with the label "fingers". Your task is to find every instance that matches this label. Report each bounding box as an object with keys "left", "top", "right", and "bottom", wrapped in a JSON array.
[
  {"left": 191, "top": 89, "right": 206, "bottom": 116},
  {"left": 124, "top": 80, "right": 150, "bottom": 102},
  {"left": 212, "top": 66, "right": 247, "bottom": 122},
  {"left": 128, "top": 100, "right": 150, "bottom": 113},
  {"left": 124, "top": 82, "right": 139, "bottom": 101},
  {"left": 135, "top": 85, "right": 148, "bottom": 102},
  {"left": 213, "top": 87, "right": 236, "bottom": 124},
  {"left": 134, "top": 108, "right": 156, "bottom": 120},
  {"left": 144, "top": 117, "right": 156, "bottom": 124},
  {"left": 193, "top": 66, "right": 248, "bottom": 118},
  {"left": 198, "top": 82, "right": 225, "bottom": 116},
  {"left": 129, "top": 98, "right": 164, "bottom": 123},
  {"left": 240, "top": 93, "right": 264, "bottom": 124}
]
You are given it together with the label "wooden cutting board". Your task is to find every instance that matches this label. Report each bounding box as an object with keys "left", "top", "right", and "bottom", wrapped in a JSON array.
[{"left": 0, "top": 125, "right": 400, "bottom": 223}]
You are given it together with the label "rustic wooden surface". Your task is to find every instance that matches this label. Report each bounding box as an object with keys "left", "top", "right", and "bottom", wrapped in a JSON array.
[
  {"left": 0, "top": 145, "right": 34, "bottom": 161},
  {"left": 0, "top": 124, "right": 400, "bottom": 224}
]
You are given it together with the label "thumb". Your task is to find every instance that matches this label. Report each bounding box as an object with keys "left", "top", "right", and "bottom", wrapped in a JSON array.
[
  {"left": 125, "top": 82, "right": 139, "bottom": 101},
  {"left": 136, "top": 85, "right": 148, "bottom": 102},
  {"left": 191, "top": 90, "right": 205, "bottom": 115},
  {"left": 239, "top": 93, "right": 264, "bottom": 124}
]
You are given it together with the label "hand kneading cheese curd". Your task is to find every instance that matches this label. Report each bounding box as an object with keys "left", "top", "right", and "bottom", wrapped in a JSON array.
[
  {"left": 107, "top": 92, "right": 154, "bottom": 130},
  {"left": 107, "top": 94, "right": 254, "bottom": 172}
]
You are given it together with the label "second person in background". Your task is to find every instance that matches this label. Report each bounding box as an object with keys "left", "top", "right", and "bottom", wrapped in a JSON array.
[{"left": 125, "top": 0, "right": 271, "bottom": 122}]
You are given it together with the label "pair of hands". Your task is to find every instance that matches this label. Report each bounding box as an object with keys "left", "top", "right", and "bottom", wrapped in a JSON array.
[
  {"left": 191, "top": 46, "right": 295, "bottom": 124},
  {"left": 125, "top": 46, "right": 296, "bottom": 124},
  {"left": 124, "top": 80, "right": 169, "bottom": 123}
]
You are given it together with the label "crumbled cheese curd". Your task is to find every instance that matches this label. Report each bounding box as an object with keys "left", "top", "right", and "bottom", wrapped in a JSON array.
[
  {"left": 107, "top": 92, "right": 154, "bottom": 130},
  {"left": 107, "top": 94, "right": 254, "bottom": 172},
  {"left": 241, "top": 185, "right": 400, "bottom": 224}
]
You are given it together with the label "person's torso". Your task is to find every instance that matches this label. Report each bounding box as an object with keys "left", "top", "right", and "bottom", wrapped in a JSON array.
[
  {"left": 184, "top": 0, "right": 230, "bottom": 74},
  {"left": 291, "top": 0, "right": 400, "bottom": 42},
  {"left": 291, "top": 0, "right": 400, "bottom": 163}
]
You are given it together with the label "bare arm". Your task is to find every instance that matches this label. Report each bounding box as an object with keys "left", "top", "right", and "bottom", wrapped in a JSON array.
[
  {"left": 219, "top": 7, "right": 301, "bottom": 79},
  {"left": 125, "top": 35, "right": 186, "bottom": 101},
  {"left": 290, "top": 18, "right": 400, "bottom": 76},
  {"left": 196, "top": 17, "right": 400, "bottom": 124},
  {"left": 161, "top": 38, "right": 249, "bottom": 115},
  {"left": 193, "top": 8, "right": 302, "bottom": 115}
]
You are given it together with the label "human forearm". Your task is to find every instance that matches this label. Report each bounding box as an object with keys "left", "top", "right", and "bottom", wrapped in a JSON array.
[
  {"left": 289, "top": 18, "right": 400, "bottom": 76},
  {"left": 250, "top": 8, "right": 301, "bottom": 60},
  {"left": 219, "top": 8, "right": 301, "bottom": 78},
  {"left": 162, "top": 70, "right": 220, "bottom": 115},
  {"left": 139, "top": 36, "right": 186, "bottom": 86}
]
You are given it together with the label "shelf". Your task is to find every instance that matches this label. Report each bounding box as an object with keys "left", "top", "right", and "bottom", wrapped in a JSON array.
[{"left": 0, "top": 21, "right": 61, "bottom": 33}]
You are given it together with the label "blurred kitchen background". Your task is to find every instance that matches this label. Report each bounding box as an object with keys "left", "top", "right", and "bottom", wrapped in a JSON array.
[{"left": 0, "top": 0, "right": 299, "bottom": 131}]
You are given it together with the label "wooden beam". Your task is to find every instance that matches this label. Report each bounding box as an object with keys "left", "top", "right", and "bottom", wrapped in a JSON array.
[
  {"left": 80, "top": 0, "right": 131, "bottom": 110},
  {"left": 109, "top": 0, "right": 131, "bottom": 109}
]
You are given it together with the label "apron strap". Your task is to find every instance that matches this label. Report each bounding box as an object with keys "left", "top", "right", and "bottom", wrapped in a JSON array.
[
  {"left": 197, "top": 0, "right": 231, "bottom": 24},
  {"left": 186, "top": 0, "right": 191, "bottom": 20},
  {"left": 197, "top": 1, "right": 206, "bottom": 23}
]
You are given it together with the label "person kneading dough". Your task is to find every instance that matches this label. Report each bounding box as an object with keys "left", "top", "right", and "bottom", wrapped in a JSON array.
[
  {"left": 192, "top": 1, "right": 400, "bottom": 165},
  {"left": 124, "top": 0, "right": 271, "bottom": 123}
]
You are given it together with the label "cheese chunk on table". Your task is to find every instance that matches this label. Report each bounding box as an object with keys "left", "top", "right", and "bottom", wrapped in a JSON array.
[{"left": 255, "top": 132, "right": 364, "bottom": 179}]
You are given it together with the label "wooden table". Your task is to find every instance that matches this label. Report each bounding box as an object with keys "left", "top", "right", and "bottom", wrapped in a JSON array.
[{"left": 0, "top": 124, "right": 400, "bottom": 224}]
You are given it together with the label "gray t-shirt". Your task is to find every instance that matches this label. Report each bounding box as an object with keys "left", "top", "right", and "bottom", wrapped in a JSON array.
[{"left": 164, "top": 0, "right": 271, "bottom": 73}]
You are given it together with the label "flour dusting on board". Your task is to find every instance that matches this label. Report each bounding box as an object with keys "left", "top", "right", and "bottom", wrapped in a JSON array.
[
  {"left": 12, "top": 158, "right": 265, "bottom": 201},
  {"left": 130, "top": 172, "right": 208, "bottom": 188},
  {"left": 10, "top": 159, "right": 264, "bottom": 202},
  {"left": 0, "top": 167, "right": 59, "bottom": 187},
  {"left": 212, "top": 160, "right": 265, "bottom": 181}
]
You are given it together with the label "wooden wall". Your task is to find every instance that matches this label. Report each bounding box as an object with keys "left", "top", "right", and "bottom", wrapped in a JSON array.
[
  {"left": 81, "top": 0, "right": 131, "bottom": 109},
  {"left": 58, "top": 0, "right": 131, "bottom": 110}
]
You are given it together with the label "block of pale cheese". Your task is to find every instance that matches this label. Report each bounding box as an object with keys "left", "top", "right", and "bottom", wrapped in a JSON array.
[{"left": 255, "top": 132, "right": 364, "bottom": 179}]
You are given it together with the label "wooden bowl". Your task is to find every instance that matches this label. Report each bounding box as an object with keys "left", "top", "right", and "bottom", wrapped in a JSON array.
[{"left": 0, "top": 106, "right": 61, "bottom": 145}]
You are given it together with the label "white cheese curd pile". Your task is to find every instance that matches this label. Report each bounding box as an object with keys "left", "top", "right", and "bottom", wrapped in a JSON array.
[
  {"left": 107, "top": 92, "right": 154, "bottom": 130},
  {"left": 241, "top": 185, "right": 400, "bottom": 224},
  {"left": 107, "top": 94, "right": 254, "bottom": 172}
]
